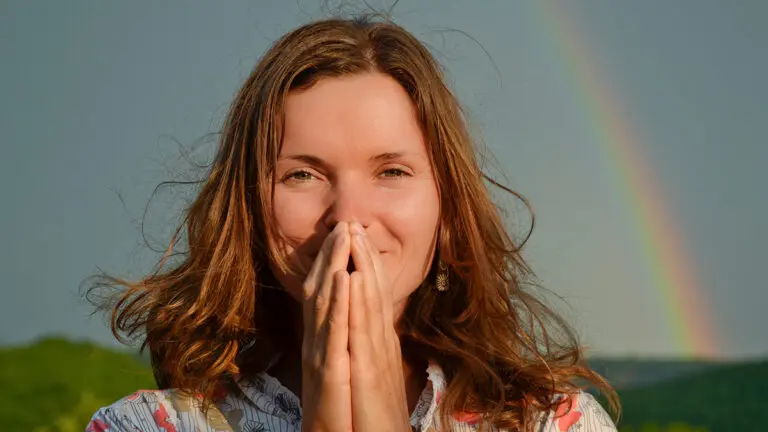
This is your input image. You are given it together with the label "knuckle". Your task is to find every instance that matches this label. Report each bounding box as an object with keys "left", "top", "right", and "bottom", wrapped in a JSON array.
[
  {"left": 334, "top": 269, "right": 348, "bottom": 281},
  {"left": 313, "top": 295, "right": 329, "bottom": 311},
  {"left": 302, "top": 280, "right": 315, "bottom": 297},
  {"left": 302, "top": 350, "right": 321, "bottom": 370},
  {"left": 325, "top": 311, "right": 337, "bottom": 327},
  {"left": 326, "top": 311, "right": 343, "bottom": 330}
]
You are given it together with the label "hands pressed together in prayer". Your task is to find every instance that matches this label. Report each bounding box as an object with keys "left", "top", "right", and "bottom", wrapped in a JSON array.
[{"left": 300, "top": 221, "right": 412, "bottom": 432}]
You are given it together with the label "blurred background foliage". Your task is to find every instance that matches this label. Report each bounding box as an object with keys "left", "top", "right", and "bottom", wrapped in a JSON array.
[{"left": 1, "top": 338, "right": 154, "bottom": 431}]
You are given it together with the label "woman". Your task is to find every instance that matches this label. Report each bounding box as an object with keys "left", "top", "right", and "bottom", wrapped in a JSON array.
[{"left": 87, "top": 15, "right": 619, "bottom": 432}]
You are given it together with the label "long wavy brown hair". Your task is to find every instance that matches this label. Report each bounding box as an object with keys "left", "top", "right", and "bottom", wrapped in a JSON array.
[{"left": 87, "top": 15, "right": 619, "bottom": 431}]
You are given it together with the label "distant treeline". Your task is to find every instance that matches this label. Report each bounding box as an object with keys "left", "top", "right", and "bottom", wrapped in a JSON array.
[{"left": 2, "top": 337, "right": 764, "bottom": 431}]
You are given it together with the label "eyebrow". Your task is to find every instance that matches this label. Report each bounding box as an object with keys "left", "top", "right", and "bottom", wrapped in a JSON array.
[
  {"left": 279, "top": 151, "right": 413, "bottom": 166},
  {"left": 279, "top": 154, "right": 329, "bottom": 169},
  {"left": 371, "top": 151, "right": 408, "bottom": 162}
]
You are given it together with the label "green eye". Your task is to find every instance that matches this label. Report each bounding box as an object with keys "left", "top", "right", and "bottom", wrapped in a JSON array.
[
  {"left": 381, "top": 168, "right": 407, "bottom": 177},
  {"left": 285, "top": 170, "right": 314, "bottom": 182}
]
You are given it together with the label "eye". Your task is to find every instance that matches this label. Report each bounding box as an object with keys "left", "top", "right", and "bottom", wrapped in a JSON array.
[
  {"left": 283, "top": 169, "right": 316, "bottom": 183},
  {"left": 380, "top": 167, "right": 410, "bottom": 178}
]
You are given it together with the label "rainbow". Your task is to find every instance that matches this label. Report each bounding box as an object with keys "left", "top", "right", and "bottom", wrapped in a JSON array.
[{"left": 535, "top": 1, "right": 719, "bottom": 358}]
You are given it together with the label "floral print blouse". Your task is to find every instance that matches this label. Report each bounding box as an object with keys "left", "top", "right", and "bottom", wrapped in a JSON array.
[{"left": 87, "top": 361, "right": 616, "bottom": 431}]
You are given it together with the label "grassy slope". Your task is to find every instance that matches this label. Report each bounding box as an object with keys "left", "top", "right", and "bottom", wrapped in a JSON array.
[
  {"left": 588, "top": 358, "right": 725, "bottom": 390},
  {"left": 0, "top": 337, "right": 155, "bottom": 431},
  {"left": 616, "top": 360, "right": 767, "bottom": 431}
]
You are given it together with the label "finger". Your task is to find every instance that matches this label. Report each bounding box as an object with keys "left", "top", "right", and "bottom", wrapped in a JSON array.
[
  {"left": 348, "top": 270, "right": 369, "bottom": 360},
  {"left": 366, "top": 236, "right": 394, "bottom": 322},
  {"left": 350, "top": 223, "right": 393, "bottom": 327},
  {"left": 349, "top": 223, "right": 384, "bottom": 323},
  {"left": 302, "top": 226, "right": 339, "bottom": 339},
  {"left": 350, "top": 234, "right": 389, "bottom": 360},
  {"left": 303, "top": 222, "right": 346, "bottom": 301},
  {"left": 307, "top": 222, "right": 351, "bottom": 333},
  {"left": 324, "top": 269, "right": 350, "bottom": 358},
  {"left": 312, "top": 223, "right": 351, "bottom": 331}
]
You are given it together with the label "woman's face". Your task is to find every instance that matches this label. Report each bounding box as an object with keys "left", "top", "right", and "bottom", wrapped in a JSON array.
[{"left": 271, "top": 72, "right": 440, "bottom": 316}]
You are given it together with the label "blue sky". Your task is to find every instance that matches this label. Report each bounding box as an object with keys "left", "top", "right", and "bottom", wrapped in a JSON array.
[{"left": 1, "top": 1, "right": 765, "bottom": 359}]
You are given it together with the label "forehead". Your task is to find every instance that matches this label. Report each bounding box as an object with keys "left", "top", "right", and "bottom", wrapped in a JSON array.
[{"left": 281, "top": 73, "right": 427, "bottom": 158}]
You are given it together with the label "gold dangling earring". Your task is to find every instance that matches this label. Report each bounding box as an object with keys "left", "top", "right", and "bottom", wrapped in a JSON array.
[{"left": 436, "top": 258, "right": 450, "bottom": 292}]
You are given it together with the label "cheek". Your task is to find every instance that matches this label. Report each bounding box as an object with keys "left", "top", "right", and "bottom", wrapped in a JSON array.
[
  {"left": 274, "top": 191, "right": 322, "bottom": 245},
  {"left": 380, "top": 183, "right": 440, "bottom": 296},
  {"left": 385, "top": 198, "right": 440, "bottom": 241},
  {"left": 271, "top": 190, "right": 324, "bottom": 298}
]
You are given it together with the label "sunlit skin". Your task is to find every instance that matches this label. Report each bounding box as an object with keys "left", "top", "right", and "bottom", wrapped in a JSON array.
[
  {"left": 269, "top": 72, "right": 441, "bottom": 430},
  {"left": 272, "top": 72, "right": 440, "bottom": 314}
]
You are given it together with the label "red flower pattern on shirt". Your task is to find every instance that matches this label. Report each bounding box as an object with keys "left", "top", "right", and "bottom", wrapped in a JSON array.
[
  {"left": 152, "top": 403, "right": 178, "bottom": 432},
  {"left": 554, "top": 393, "right": 582, "bottom": 431},
  {"left": 452, "top": 411, "right": 482, "bottom": 425},
  {"left": 86, "top": 418, "right": 109, "bottom": 432}
]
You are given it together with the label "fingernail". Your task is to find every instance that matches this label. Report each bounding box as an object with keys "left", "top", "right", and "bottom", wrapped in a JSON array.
[{"left": 350, "top": 221, "right": 365, "bottom": 236}]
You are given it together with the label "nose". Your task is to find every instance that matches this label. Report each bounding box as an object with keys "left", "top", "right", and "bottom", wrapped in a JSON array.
[{"left": 323, "top": 176, "right": 373, "bottom": 231}]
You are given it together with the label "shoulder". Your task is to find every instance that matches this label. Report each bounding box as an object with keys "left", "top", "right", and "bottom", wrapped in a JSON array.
[
  {"left": 537, "top": 391, "right": 617, "bottom": 432},
  {"left": 88, "top": 378, "right": 302, "bottom": 432},
  {"left": 87, "top": 389, "right": 177, "bottom": 431},
  {"left": 86, "top": 388, "right": 236, "bottom": 431},
  {"left": 416, "top": 362, "right": 616, "bottom": 432}
]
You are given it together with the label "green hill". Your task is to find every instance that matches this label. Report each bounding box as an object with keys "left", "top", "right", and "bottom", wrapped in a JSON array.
[
  {"left": 588, "top": 358, "right": 725, "bottom": 390},
  {"left": 614, "top": 360, "right": 768, "bottom": 431},
  {"left": 0, "top": 336, "right": 155, "bottom": 431}
]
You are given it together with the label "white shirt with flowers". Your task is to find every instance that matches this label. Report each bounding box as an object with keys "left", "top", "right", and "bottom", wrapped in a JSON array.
[{"left": 88, "top": 360, "right": 617, "bottom": 431}]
